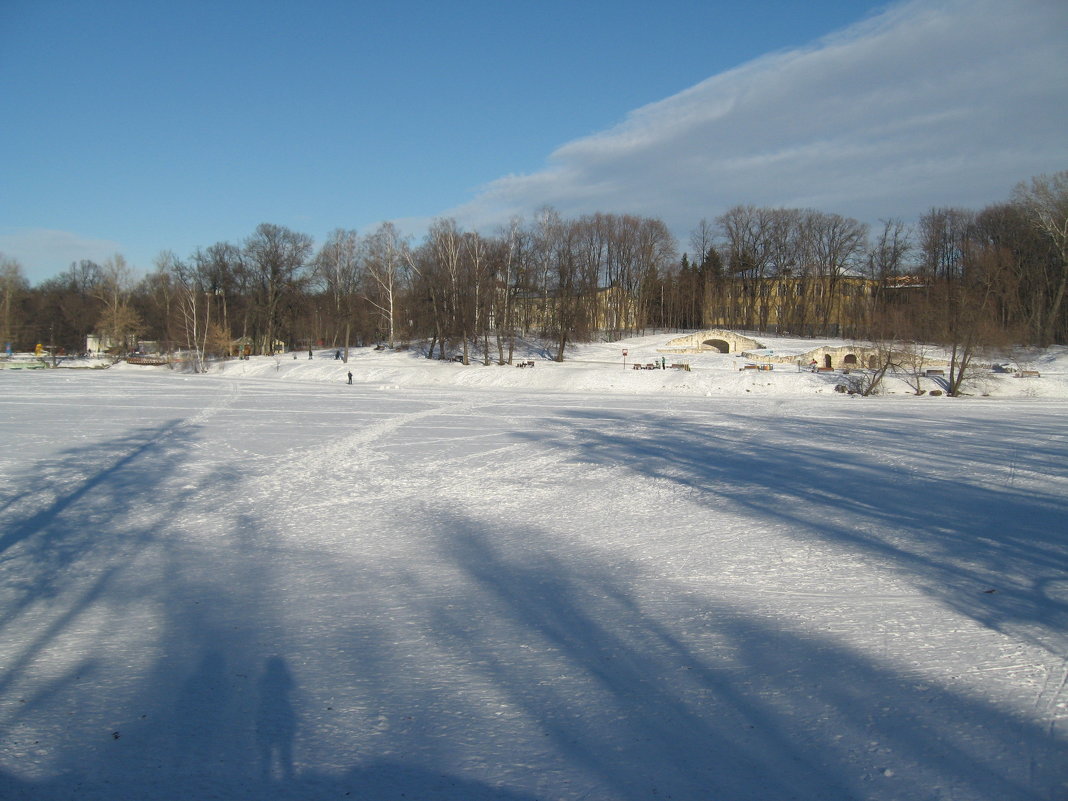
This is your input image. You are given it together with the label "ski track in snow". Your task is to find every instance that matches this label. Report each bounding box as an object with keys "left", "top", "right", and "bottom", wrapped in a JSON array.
[{"left": 1, "top": 337, "right": 1067, "bottom": 801}]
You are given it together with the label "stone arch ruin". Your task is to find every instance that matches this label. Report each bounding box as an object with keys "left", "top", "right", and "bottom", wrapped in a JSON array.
[{"left": 663, "top": 330, "right": 765, "bottom": 354}]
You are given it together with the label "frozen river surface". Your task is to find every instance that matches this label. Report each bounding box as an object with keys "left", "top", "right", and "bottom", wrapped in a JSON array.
[{"left": 1, "top": 367, "right": 1066, "bottom": 800}]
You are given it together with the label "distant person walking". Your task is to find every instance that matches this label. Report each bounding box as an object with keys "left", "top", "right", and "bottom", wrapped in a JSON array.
[{"left": 347, "top": 371, "right": 352, "bottom": 385}]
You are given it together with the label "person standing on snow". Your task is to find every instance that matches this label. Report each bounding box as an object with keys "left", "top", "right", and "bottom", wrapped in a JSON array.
[{"left": 347, "top": 371, "right": 353, "bottom": 385}]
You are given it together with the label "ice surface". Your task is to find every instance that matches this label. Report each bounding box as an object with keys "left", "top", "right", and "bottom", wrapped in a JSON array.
[{"left": 1, "top": 334, "right": 1066, "bottom": 800}]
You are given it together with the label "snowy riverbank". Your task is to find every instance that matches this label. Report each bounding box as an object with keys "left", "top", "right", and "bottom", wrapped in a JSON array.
[{"left": 113, "top": 331, "right": 1068, "bottom": 401}]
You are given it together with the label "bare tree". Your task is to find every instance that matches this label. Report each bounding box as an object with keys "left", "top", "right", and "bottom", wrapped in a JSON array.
[
  {"left": 405, "top": 242, "right": 445, "bottom": 359},
  {"left": 162, "top": 250, "right": 218, "bottom": 372},
  {"left": 917, "top": 208, "right": 1001, "bottom": 395},
  {"left": 530, "top": 207, "right": 563, "bottom": 336},
  {"left": 427, "top": 218, "right": 469, "bottom": 361},
  {"left": 932, "top": 276, "right": 1001, "bottom": 398},
  {"left": 492, "top": 216, "right": 525, "bottom": 364},
  {"left": 849, "top": 304, "right": 913, "bottom": 396},
  {"left": 94, "top": 255, "right": 143, "bottom": 353},
  {"left": 689, "top": 219, "right": 716, "bottom": 271},
  {"left": 314, "top": 229, "right": 362, "bottom": 349},
  {"left": 866, "top": 218, "right": 912, "bottom": 324},
  {"left": 133, "top": 261, "right": 179, "bottom": 351},
  {"left": 0, "top": 254, "right": 28, "bottom": 351},
  {"left": 764, "top": 208, "right": 803, "bottom": 333},
  {"left": 361, "top": 223, "right": 409, "bottom": 349},
  {"left": 24, "top": 261, "right": 104, "bottom": 352},
  {"left": 898, "top": 338, "right": 935, "bottom": 395},
  {"left": 803, "top": 211, "right": 869, "bottom": 337},
  {"left": 187, "top": 242, "right": 242, "bottom": 347},
  {"left": 686, "top": 218, "right": 719, "bottom": 329},
  {"left": 716, "top": 205, "right": 775, "bottom": 329},
  {"left": 1012, "top": 171, "right": 1068, "bottom": 343},
  {"left": 632, "top": 216, "right": 677, "bottom": 334},
  {"left": 243, "top": 223, "right": 312, "bottom": 354},
  {"left": 919, "top": 208, "right": 975, "bottom": 285},
  {"left": 546, "top": 217, "right": 588, "bottom": 361},
  {"left": 461, "top": 230, "right": 494, "bottom": 364}
]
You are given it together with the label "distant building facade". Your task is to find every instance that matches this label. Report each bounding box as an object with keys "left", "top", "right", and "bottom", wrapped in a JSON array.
[{"left": 704, "top": 275, "right": 876, "bottom": 338}]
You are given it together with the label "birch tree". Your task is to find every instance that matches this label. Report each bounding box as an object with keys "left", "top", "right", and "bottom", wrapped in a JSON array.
[
  {"left": 162, "top": 251, "right": 213, "bottom": 371},
  {"left": 493, "top": 216, "right": 525, "bottom": 364},
  {"left": 362, "top": 222, "right": 408, "bottom": 348}
]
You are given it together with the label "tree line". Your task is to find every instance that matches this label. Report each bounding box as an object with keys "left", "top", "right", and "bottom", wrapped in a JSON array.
[{"left": 1, "top": 171, "right": 1065, "bottom": 363}]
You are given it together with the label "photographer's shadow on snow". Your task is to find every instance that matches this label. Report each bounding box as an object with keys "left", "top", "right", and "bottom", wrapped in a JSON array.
[
  {"left": 170, "top": 650, "right": 232, "bottom": 775},
  {"left": 256, "top": 656, "right": 297, "bottom": 782}
]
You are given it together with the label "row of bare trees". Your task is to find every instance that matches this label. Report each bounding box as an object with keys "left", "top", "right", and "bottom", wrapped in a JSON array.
[
  {"left": 840, "top": 174, "right": 1068, "bottom": 396},
  {"left": 679, "top": 172, "right": 1067, "bottom": 350},
  {"left": 2, "top": 172, "right": 1065, "bottom": 362},
  {"left": 695, "top": 206, "right": 875, "bottom": 337}
]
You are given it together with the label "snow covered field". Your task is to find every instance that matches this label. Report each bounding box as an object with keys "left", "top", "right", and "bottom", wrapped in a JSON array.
[{"left": 2, "top": 334, "right": 1067, "bottom": 800}]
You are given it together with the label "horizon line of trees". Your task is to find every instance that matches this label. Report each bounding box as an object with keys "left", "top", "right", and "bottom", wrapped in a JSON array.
[{"left": 1, "top": 171, "right": 1065, "bottom": 365}]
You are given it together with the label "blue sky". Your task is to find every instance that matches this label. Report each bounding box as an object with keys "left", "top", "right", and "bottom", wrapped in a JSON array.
[{"left": 2, "top": 0, "right": 1066, "bottom": 285}]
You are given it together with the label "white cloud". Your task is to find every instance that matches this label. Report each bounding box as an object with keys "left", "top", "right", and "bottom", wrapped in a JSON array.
[
  {"left": 447, "top": 0, "right": 1068, "bottom": 240},
  {"left": 0, "top": 229, "right": 124, "bottom": 285}
]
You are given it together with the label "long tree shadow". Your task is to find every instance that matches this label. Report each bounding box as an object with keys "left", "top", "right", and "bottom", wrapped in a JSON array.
[
  {"left": 0, "top": 420, "right": 190, "bottom": 556},
  {"left": 419, "top": 516, "right": 1066, "bottom": 800},
  {"left": 0, "top": 418, "right": 256, "bottom": 796},
  {"left": 0, "top": 418, "right": 546, "bottom": 800},
  {"left": 516, "top": 404, "right": 1068, "bottom": 655},
  {"left": 3, "top": 396, "right": 1065, "bottom": 800},
  {"left": 1, "top": 475, "right": 1063, "bottom": 799},
  {"left": 0, "top": 421, "right": 216, "bottom": 692}
]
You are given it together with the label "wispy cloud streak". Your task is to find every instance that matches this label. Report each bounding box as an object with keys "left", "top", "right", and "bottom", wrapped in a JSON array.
[{"left": 449, "top": 0, "right": 1068, "bottom": 236}]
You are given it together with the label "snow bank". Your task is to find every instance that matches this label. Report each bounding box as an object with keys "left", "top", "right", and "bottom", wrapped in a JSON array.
[{"left": 139, "top": 333, "right": 1068, "bottom": 401}]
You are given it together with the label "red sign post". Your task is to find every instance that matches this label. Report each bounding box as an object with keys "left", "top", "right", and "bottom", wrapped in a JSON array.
[{"left": 622, "top": 349, "right": 628, "bottom": 370}]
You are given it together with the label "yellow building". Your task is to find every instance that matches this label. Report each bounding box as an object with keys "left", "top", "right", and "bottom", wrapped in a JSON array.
[
  {"left": 511, "top": 286, "right": 639, "bottom": 336},
  {"left": 705, "top": 275, "right": 876, "bottom": 338}
]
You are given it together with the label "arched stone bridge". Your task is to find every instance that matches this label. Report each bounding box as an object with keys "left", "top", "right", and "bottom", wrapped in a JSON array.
[{"left": 660, "top": 330, "right": 765, "bottom": 354}]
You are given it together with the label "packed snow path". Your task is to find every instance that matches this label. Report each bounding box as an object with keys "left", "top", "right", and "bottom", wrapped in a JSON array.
[{"left": 1, "top": 369, "right": 1066, "bottom": 800}]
